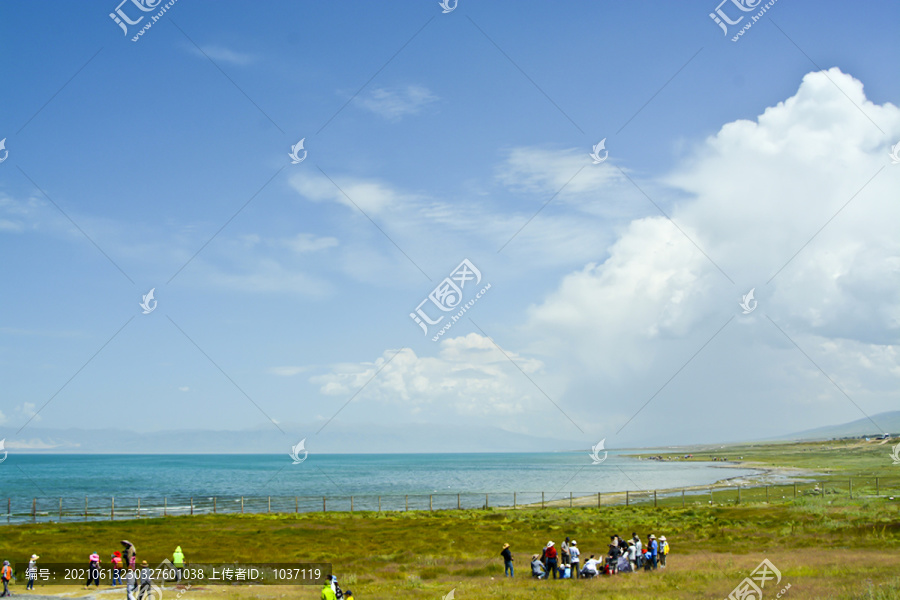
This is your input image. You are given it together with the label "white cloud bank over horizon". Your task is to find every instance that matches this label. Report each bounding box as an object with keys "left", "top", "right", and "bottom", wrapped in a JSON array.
[{"left": 311, "top": 68, "right": 900, "bottom": 446}]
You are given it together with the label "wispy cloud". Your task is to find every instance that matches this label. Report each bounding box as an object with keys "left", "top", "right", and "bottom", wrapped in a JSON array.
[
  {"left": 355, "top": 85, "right": 438, "bottom": 121},
  {"left": 190, "top": 44, "right": 255, "bottom": 66},
  {"left": 269, "top": 366, "right": 310, "bottom": 377}
]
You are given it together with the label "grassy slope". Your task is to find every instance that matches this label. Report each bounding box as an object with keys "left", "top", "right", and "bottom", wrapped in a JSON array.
[{"left": 1, "top": 439, "right": 899, "bottom": 599}]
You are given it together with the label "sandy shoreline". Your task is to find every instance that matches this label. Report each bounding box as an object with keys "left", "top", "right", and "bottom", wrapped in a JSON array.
[{"left": 512, "top": 461, "right": 819, "bottom": 509}]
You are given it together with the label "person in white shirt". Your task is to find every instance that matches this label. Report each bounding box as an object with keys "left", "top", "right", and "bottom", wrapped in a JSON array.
[
  {"left": 569, "top": 541, "right": 581, "bottom": 579},
  {"left": 582, "top": 555, "right": 601, "bottom": 578},
  {"left": 628, "top": 540, "right": 637, "bottom": 571}
]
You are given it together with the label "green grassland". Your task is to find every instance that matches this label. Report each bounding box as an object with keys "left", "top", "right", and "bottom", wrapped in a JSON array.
[{"left": 1, "top": 439, "right": 899, "bottom": 599}]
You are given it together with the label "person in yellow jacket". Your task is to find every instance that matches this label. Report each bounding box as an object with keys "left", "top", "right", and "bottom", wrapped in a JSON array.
[
  {"left": 321, "top": 581, "right": 337, "bottom": 600},
  {"left": 172, "top": 546, "right": 185, "bottom": 583},
  {"left": 659, "top": 536, "right": 669, "bottom": 567}
]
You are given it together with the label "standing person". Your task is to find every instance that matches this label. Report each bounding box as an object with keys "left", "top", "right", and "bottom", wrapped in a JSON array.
[
  {"left": 26, "top": 555, "right": 38, "bottom": 590},
  {"left": 560, "top": 537, "right": 570, "bottom": 571},
  {"left": 659, "top": 536, "right": 668, "bottom": 568},
  {"left": 500, "top": 543, "right": 513, "bottom": 578},
  {"left": 320, "top": 579, "right": 336, "bottom": 600},
  {"left": 606, "top": 539, "right": 620, "bottom": 575},
  {"left": 543, "top": 542, "right": 558, "bottom": 580},
  {"left": 85, "top": 553, "right": 101, "bottom": 588},
  {"left": 343, "top": 590, "right": 354, "bottom": 600},
  {"left": 329, "top": 576, "right": 343, "bottom": 599},
  {"left": 111, "top": 552, "right": 123, "bottom": 586},
  {"left": 121, "top": 541, "right": 136, "bottom": 571},
  {"left": 569, "top": 541, "right": 580, "bottom": 579},
  {"left": 172, "top": 546, "right": 185, "bottom": 583},
  {"left": 137, "top": 562, "right": 152, "bottom": 600},
  {"left": 1, "top": 561, "right": 11, "bottom": 597},
  {"left": 627, "top": 541, "right": 637, "bottom": 572},
  {"left": 633, "top": 534, "right": 643, "bottom": 569},
  {"left": 648, "top": 534, "right": 658, "bottom": 569},
  {"left": 125, "top": 566, "right": 137, "bottom": 600}
]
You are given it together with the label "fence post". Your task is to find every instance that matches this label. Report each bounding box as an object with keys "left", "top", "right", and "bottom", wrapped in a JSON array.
[
  {"left": 111, "top": 497, "right": 114, "bottom": 520},
  {"left": 793, "top": 483, "right": 796, "bottom": 498},
  {"left": 514, "top": 493, "right": 517, "bottom": 509},
  {"left": 323, "top": 497, "right": 326, "bottom": 512},
  {"left": 350, "top": 496, "right": 353, "bottom": 512},
  {"left": 85, "top": 497, "right": 88, "bottom": 521},
  {"left": 430, "top": 495, "right": 433, "bottom": 511},
  {"left": 164, "top": 497, "right": 167, "bottom": 517},
  {"left": 32, "top": 498, "right": 36, "bottom": 521},
  {"left": 542, "top": 492, "right": 545, "bottom": 509},
  {"left": 406, "top": 495, "right": 408, "bottom": 511},
  {"left": 682, "top": 489, "right": 685, "bottom": 508},
  {"left": 626, "top": 491, "right": 629, "bottom": 506},
  {"left": 378, "top": 496, "right": 381, "bottom": 512},
  {"left": 654, "top": 490, "right": 658, "bottom": 507},
  {"left": 59, "top": 497, "right": 63, "bottom": 520},
  {"left": 737, "top": 486, "right": 740, "bottom": 504},
  {"left": 137, "top": 498, "right": 140, "bottom": 518},
  {"left": 598, "top": 492, "right": 601, "bottom": 508},
  {"left": 570, "top": 492, "right": 573, "bottom": 508},
  {"left": 191, "top": 497, "right": 194, "bottom": 515},
  {"left": 485, "top": 493, "right": 488, "bottom": 509},
  {"left": 849, "top": 477, "right": 852, "bottom": 499},
  {"left": 295, "top": 497, "right": 298, "bottom": 513},
  {"left": 765, "top": 485, "right": 769, "bottom": 503},
  {"left": 710, "top": 488, "right": 713, "bottom": 504},
  {"left": 458, "top": 494, "right": 461, "bottom": 510},
  {"left": 267, "top": 497, "right": 270, "bottom": 514},
  {"left": 214, "top": 497, "right": 217, "bottom": 514}
]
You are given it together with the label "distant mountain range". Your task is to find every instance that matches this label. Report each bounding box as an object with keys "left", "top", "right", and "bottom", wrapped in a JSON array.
[
  {"left": 0, "top": 422, "right": 578, "bottom": 454},
  {"left": 770, "top": 411, "right": 900, "bottom": 441},
  {"left": 3, "top": 411, "right": 898, "bottom": 454}
]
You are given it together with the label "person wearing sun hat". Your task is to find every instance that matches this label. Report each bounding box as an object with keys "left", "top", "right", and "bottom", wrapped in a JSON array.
[
  {"left": 137, "top": 561, "right": 153, "bottom": 600},
  {"left": 84, "top": 552, "right": 101, "bottom": 588},
  {"left": 648, "top": 534, "right": 658, "bottom": 569},
  {"left": 543, "top": 541, "right": 558, "bottom": 579},
  {"left": 500, "top": 543, "right": 513, "bottom": 577},
  {"left": 26, "top": 555, "right": 39, "bottom": 590},
  {"left": 659, "top": 536, "right": 669, "bottom": 567}
]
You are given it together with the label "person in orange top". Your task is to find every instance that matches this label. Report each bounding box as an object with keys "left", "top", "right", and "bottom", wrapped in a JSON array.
[{"left": 1, "top": 561, "right": 12, "bottom": 597}]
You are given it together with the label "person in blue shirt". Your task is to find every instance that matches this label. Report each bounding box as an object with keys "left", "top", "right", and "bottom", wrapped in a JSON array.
[{"left": 648, "top": 534, "right": 659, "bottom": 569}]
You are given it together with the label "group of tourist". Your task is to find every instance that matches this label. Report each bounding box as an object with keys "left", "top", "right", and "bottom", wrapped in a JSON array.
[
  {"left": 500, "top": 533, "right": 670, "bottom": 579},
  {"left": 0, "top": 540, "right": 187, "bottom": 599}
]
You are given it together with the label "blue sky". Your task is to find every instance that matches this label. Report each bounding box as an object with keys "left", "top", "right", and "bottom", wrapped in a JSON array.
[{"left": 1, "top": 0, "right": 899, "bottom": 453}]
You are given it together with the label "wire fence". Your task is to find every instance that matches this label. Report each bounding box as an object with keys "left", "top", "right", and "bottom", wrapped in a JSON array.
[{"left": 4, "top": 477, "right": 899, "bottom": 524}]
